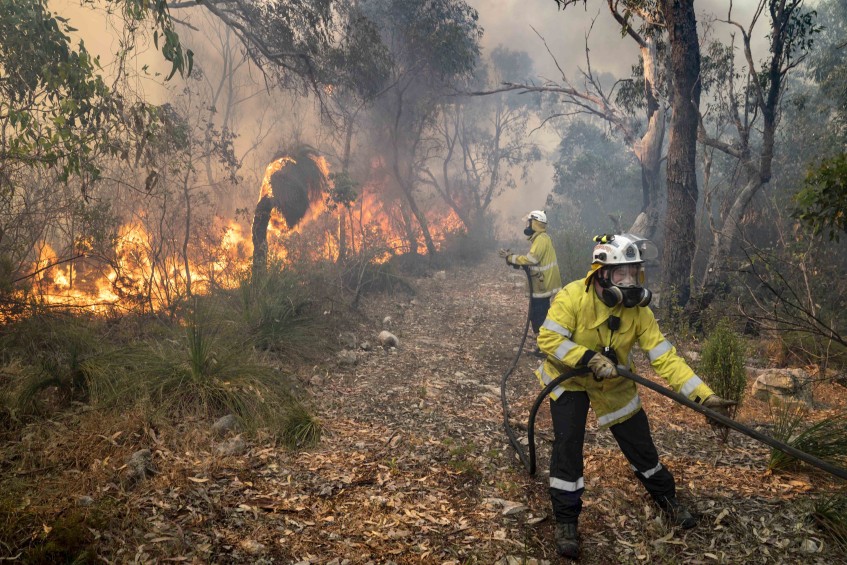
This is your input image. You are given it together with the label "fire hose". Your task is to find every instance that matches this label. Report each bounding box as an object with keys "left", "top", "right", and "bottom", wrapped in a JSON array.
[
  {"left": 499, "top": 265, "right": 535, "bottom": 471},
  {"left": 500, "top": 267, "right": 847, "bottom": 481}
]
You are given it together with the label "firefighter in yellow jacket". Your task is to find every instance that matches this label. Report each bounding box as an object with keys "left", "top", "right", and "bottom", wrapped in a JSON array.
[
  {"left": 535, "top": 234, "right": 735, "bottom": 560},
  {"left": 498, "top": 210, "right": 562, "bottom": 340}
]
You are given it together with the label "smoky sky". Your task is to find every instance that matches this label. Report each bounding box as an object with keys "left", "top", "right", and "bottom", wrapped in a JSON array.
[
  {"left": 53, "top": 0, "right": 783, "bottom": 234},
  {"left": 468, "top": 0, "right": 774, "bottom": 232}
]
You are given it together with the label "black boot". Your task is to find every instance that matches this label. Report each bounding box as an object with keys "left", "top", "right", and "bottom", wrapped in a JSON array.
[
  {"left": 655, "top": 496, "right": 698, "bottom": 529},
  {"left": 555, "top": 522, "right": 579, "bottom": 559}
]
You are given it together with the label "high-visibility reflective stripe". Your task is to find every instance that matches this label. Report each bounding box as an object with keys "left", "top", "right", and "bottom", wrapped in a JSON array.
[
  {"left": 550, "top": 476, "right": 584, "bottom": 492},
  {"left": 532, "top": 287, "right": 561, "bottom": 298},
  {"left": 554, "top": 339, "right": 578, "bottom": 360},
  {"left": 525, "top": 253, "right": 539, "bottom": 264},
  {"left": 529, "top": 262, "right": 558, "bottom": 273},
  {"left": 680, "top": 374, "right": 705, "bottom": 397},
  {"left": 647, "top": 339, "right": 673, "bottom": 362},
  {"left": 597, "top": 395, "right": 642, "bottom": 427},
  {"left": 541, "top": 319, "right": 572, "bottom": 338},
  {"left": 538, "top": 364, "right": 566, "bottom": 398},
  {"left": 637, "top": 462, "right": 663, "bottom": 478}
]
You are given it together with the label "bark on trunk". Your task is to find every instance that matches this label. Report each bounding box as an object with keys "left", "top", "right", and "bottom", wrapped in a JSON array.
[
  {"left": 629, "top": 38, "right": 665, "bottom": 240},
  {"left": 660, "top": 0, "right": 701, "bottom": 309}
]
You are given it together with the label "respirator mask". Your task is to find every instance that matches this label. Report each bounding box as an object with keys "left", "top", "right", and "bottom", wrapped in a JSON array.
[{"left": 597, "top": 264, "right": 652, "bottom": 308}]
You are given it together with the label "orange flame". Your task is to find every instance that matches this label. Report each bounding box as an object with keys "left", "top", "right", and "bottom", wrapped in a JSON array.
[{"left": 19, "top": 154, "right": 464, "bottom": 315}]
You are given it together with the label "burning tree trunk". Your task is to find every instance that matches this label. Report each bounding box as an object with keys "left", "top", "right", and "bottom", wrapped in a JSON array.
[{"left": 251, "top": 146, "right": 329, "bottom": 275}]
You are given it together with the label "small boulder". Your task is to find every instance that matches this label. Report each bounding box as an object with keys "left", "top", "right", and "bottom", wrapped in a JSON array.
[
  {"left": 239, "top": 539, "right": 266, "bottom": 555},
  {"left": 337, "top": 332, "right": 358, "bottom": 350},
  {"left": 433, "top": 270, "right": 446, "bottom": 280},
  {"left": 378, "top": 330, "right": 399, "bottom": 349},
  {"left": 216, "top": 436, "right": 247, "bottom": 456},
  {"left": 124, "top": 448, "right": 155, "bottom": 486},
  {"left": 359, "top": 341, "right": 372, "bottom": 351},
  {"left": 212, "top": 414, "right": 239, "bottom": 437},
  {"left": 382, "top": 316, "right": 392, "bottom": 330},
  {"left": 752, "top": 368, "right": 813, "bottom": 405},
  {"left": 337, "top": 349, "right": 358, "bottom": 366}
]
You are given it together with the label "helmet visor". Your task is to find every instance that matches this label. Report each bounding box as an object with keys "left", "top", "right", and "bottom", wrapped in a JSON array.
[{"left": 609, "top": 264, "right": 644, "bottom": 287}]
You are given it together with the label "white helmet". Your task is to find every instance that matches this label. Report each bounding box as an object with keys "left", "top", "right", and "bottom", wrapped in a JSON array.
[
  {"left": 591, "top": 233, "right": 657, "bottom": 266},
  {"left": 525, "top": 210, "right": 547, "bottom": 224},
  {"left": 590, "top": 233, "right": 657, "bottom": 308}
]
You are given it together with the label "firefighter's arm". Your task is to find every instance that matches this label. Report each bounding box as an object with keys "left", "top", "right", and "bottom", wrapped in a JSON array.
[
  {"left": 537, "top": 290, "right": 593, "bottom": 367},
  {"left": 637, "top": 313, "right": 715, "bottom": 402},
  {"left": 506, "top": 237, "right": 541, "bottom": 267}
]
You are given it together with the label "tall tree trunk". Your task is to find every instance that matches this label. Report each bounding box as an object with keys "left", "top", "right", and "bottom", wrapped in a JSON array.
[
  {"left": 701, "top": 173, "right": 763, "bottom": 286},
  {"left": 390, "top": 89, "right": 438, "bottom": 257},
  {"left": 660, "top": 0, "right": 702, "bottom": 308},
  {"left": 182, "top": 172, "right": 193, "bottom": 297},
  {"left": 630, "top": 37, "right": 665, "bottom": 240}
]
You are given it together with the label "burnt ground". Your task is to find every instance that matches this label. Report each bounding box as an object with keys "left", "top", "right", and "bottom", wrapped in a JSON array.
[{"left": 3, "top": 253, "right": 847, "bottom": 564}]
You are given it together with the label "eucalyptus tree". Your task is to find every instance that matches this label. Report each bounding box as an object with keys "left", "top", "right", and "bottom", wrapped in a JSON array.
[
  {"left": 694, "top": 0, "right": 820, "bottom": 306},
  {"left": 550, "top": 119, "right": 642, "bottom": 233},
  {"left": 793, "top": 0, "right": 847, "bottom": 241},
  {"left": 423, "top": 47, "right": 541, "bottom": 233},
  {"left": 488, "top": 1, "right": 670, "bottom": 241},
  {"left": 360, "top": 0, "right": 482, "bottom": 257}
]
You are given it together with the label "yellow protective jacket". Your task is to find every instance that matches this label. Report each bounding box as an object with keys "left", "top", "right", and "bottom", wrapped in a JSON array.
[
  {"left": 507, "top": 225, "right": 562, "bottom": 298},
  {"left": 535, "top": 277, "right": 715, "bottom": 428}
]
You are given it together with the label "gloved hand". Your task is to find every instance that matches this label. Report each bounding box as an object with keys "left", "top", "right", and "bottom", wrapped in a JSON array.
[
  {"left": 587, "top": 353, "right": 617, "bottom": 381},
  {"left": 498, "top": 248, "right": 511, "bottom": 259},
  {"left": 701, "top": 394, "right": 737, "bottom": 430}
]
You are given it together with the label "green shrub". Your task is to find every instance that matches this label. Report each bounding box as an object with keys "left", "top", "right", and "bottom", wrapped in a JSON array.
[
  {"left": 699, "top": 318, "right": 748, "bottom": 404},
  {"left": 768, "top": 401, "right": 847, "bottom": 471}
]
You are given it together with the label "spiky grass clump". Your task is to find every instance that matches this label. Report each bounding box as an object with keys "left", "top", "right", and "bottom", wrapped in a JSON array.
[
  {"left": 811, "top": 494, "right": 847, "bottom": 550},
  {"left": 0, "top": 313, "right": 115, "bottom": 414},
  {"left": 699, "top": 318, "right": 748, "bottom": 404},
  {"left": 768, "top": 400, "right": 847, "bottom": 471},
  {"left": 126, "top": 311, "right": 303, "bottom": 436},
  {"left": 280, "top": 399, "right": 322, "bottom": 449},
  {"left": 238, "top": 261, "right": 322, "bottom": 353}
]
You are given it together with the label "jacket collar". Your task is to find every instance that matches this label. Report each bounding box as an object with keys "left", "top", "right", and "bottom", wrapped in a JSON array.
[{"left": 581, "top": 277, "right": 629, "bottom": 330}]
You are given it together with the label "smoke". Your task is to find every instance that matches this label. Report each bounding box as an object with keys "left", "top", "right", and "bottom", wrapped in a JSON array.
[{"left": 468, "top": 0, "right": 774, "bottom": 234}]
